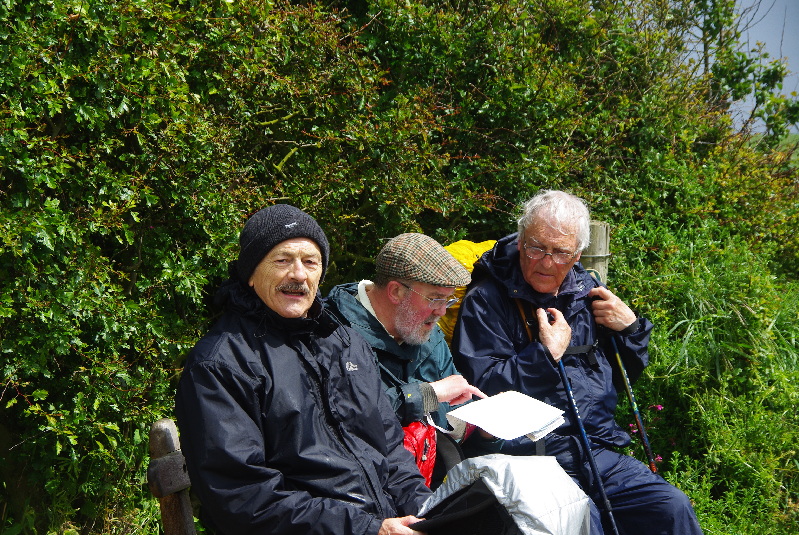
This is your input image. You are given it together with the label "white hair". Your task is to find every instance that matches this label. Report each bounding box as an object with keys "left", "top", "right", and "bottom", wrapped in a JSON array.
[{"left": 517, "top": 190, "right": 591, "bottom": 252}]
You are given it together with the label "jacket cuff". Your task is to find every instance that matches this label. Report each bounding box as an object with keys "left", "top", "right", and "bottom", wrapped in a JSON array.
[
  {"left": 419, "top": 382, "right": 439, "bottom": 414},
  {"left": 619, "top": 318, "right": 640, "bottom": 336},
  {"left": 542, "top": 344, "right": 557, "bottom": 365}
]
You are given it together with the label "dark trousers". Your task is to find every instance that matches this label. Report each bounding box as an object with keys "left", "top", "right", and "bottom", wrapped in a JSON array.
[{"left": 568, "top": 446, "right": 703, "bottom": 535}]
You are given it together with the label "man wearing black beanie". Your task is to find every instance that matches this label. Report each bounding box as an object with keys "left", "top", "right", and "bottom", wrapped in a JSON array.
[
  {"left": 176, "top": 205, "right": 431, "bottom": 535},
  {"left": 236, "top": 204, "right": 331, "bottom": 285},
  {"left": 236, "top": 204, "right": 331, "bottom": 319}
]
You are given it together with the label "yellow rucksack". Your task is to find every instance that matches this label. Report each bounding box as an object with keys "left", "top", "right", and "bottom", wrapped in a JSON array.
[{"left": 439, "top": 239, "right": 497, "bottom": 345}]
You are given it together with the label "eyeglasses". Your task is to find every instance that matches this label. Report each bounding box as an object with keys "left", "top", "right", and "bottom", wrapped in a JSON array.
[
  {"left": 522, "top": 243, "right": 577, "bottom": 265},
  {"left": 398, "top": 282, "right": 460, "bottom": 309}
]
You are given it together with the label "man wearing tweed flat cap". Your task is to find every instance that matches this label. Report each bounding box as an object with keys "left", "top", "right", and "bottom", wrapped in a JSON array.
[
  {"left": 326, "top": 233, "right": 486, "bottom": 488},
  {"left": 176, "top": 207, "right": 432, "bottom": 535}
]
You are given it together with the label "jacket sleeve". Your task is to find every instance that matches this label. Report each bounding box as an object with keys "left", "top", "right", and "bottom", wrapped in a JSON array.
[
  {"left": 451, "top": 280, "right": 561, "bottom": 397},
  {"left": 377, "top": 335, "right": 460, "bottom": 427},
  {"left": 382, "top": 377, "right": 427, "bottom": 427},
  {"left": 376, "top": 380, "right": 434, "bottom": 515},
  {"left": 175, "top": 356, "right": 386, "bottom": 535}
]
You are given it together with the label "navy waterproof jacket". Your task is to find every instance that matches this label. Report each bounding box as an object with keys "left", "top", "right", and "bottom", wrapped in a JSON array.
[
  {"left": 175, "top": 280, "right": 431, "bottom": 535},
  {"left": 452, "top": 233, "right": 653, "bottom": 460}
]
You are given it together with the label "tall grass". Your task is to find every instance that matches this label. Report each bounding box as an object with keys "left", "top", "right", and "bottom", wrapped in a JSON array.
[{"left": 609, "top": 224, "right": 799, "bottom": 533}]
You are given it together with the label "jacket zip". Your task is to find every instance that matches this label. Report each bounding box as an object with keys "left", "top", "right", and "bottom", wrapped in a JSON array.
[{"left": 296, "top": 337, "right": 387, "bottom": 519}]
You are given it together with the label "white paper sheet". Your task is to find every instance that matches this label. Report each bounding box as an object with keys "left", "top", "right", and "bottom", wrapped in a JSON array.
[{"left": 447, "top": 390, "right": 565, "bottom": 441}]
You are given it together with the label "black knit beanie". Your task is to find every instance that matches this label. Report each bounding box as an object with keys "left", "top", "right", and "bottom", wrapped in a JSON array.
[{"left": 236, "top": 204, "right": 330, "bottom": 283}]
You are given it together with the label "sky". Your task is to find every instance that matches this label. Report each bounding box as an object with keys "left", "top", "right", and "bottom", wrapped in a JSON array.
[{"left": 734, "top": 0, "right": 799, "bottom": 131}]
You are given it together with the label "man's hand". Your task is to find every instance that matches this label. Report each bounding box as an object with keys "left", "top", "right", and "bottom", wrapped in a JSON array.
[
  {"left": 537, "top": 308, "right": 571, "bottom": 362},
  {"left": 430, "top": 375, "right": 487, "bottom": 406},
  {"left": 588, "top": 287, "right": 636, "bottom": 332},
  {"left": 378, "top": 516, "right": 427, "bottom": 535}
]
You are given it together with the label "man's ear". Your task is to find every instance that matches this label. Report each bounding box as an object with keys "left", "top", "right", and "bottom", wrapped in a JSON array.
[{"left": 386, "top": 280, "right": 406, "bottom": 305}]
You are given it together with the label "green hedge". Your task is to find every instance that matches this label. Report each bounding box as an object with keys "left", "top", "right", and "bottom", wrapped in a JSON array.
[{"left": 1, "top": 0, "right": 797, "bottom": 532}]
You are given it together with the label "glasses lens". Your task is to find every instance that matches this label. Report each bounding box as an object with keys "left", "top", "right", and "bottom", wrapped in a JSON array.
[
  {"left": 428, "top": 299, "right": 444, "bottom": 309},
  {"left": 525, "top": 246, "right": 545, "bottom": 260},
  {"left": 524, "top": 245, "right": 573, "bottom": 264},
  {"left": 402, "top": 282, "right": 459, "bottom": 310},
  {"left": 428, "top": 297, "right": 459, "bottom": 310}
]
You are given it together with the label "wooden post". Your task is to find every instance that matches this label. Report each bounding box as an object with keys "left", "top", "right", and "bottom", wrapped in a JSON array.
[
  {"left": 581, "top": 220, "right": 610, "bottom": 283},
  {"left": 148, "top": 418, "right": 196, "bottom": 535}
]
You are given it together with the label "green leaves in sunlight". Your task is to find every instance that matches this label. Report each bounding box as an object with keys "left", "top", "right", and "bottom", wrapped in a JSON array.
[{"left": 1, "top": 0, "right": 797, "bottom": 533}]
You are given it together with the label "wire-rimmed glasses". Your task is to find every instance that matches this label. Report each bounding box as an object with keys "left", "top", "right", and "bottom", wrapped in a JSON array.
[
  {"left": 522, "top": 243, "right": 577, "bottom": 265},
  {"left": 398, "top": 282, "right": 460, "bottom": 309}
]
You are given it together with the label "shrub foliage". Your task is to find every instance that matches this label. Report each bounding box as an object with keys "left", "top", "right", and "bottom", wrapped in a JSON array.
[{"left": 1, "top": 0, "right": 797, "bottom": 533}]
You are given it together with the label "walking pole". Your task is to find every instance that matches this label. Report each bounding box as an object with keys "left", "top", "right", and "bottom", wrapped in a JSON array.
[
  {"left": 557, "top": 359, "right": 621, "bottom": 535},
  {"left": 514, "top": 298, "right": 620, "bottom": 534},
  {"left": 590, "top": 270, "right": 659, "bottom": 475},
  {"left": 609, "top": 334, "right": 659, "bottom": 474}
]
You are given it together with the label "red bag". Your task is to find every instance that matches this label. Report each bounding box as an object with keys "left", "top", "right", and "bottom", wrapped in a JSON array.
[{"left": 403, "top": 420, "right": 437, "bottom": 487}]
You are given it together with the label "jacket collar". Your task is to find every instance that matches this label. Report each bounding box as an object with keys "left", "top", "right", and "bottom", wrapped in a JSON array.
[
  {"left": 476, "top": 233, "right": 593, "bottom": 310},
  {"left": 327, "top": 281, "right": 426, "bottom": 362},
  {"left": 215, "top": 278, "right": 338, "bottom": 337}
]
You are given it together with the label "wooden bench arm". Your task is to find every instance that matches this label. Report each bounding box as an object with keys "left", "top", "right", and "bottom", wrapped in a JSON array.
[{"left": 148, "top": 417, "right": 196, "bottom": 535}]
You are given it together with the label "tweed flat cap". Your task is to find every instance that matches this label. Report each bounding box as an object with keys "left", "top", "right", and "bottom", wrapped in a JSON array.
[{"left": 376, "top": 233, "right": 471, "bottom": 287}]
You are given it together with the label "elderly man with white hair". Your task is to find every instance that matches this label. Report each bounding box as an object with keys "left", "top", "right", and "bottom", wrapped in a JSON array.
[{"left": 453, "top": 190, "right": 703, "bottom": 535}]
